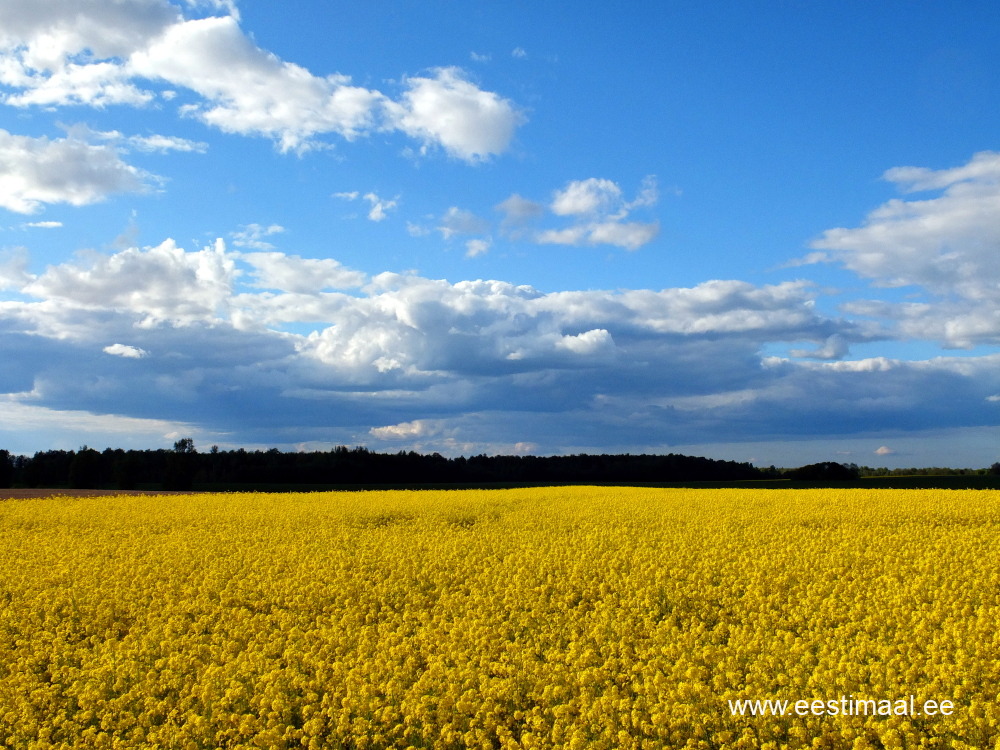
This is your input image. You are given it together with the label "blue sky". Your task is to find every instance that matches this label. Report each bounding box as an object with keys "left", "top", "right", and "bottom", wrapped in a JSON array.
[{"left": 1, "top": 0, "right": 999, "bottom": 468}]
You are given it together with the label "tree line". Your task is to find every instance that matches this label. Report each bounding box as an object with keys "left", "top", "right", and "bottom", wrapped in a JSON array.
[
  {"left": 0, "top": 440, "right": 766, "bottom": 490},
  {"left": 2, "top": 443, "right": 996, "bottom": 491}
]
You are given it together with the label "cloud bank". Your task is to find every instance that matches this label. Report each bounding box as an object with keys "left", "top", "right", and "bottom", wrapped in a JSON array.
[{"left": 1, "top": 165, "right": 997, "bottom": 456}]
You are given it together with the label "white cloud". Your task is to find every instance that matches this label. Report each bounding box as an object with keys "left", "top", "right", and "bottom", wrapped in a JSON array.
[
  {"left": 389, "top": 67, "right": 525, "bottom": 162},
  {"left": 230, "top": 223, "right": 285, "bottom": 250},
  {"left": 584, "top": 220, "right": 660, "bottom": 251},
  {"left": 626, "top": 175, "right": 659, "bottom": 210},
  {"left": 883, "top": 151, "right": 1000, "bottom": 193},
  {"left": 1, "top": 4, "right": 525, "bottom": 159},
  {"left": 555, "top": 328, "right": 614, "bottom": 356},
  {"left": 0, "top": 128, "right": 153, "bottom": 213},
  {"left": 534, "top": 226, "right": 587, "bottom": 246},
  {"left": 496, "top": 193, "right": 544, "bottom": 224},
  {"left": 370, "top": 419, "right": 441, "bottom": 440},
  {"left": 537, "top": 177, "right": 660, "bottom": 250},
  {"left": 21, "top": 220, "right": 62, "bottom": 228},
  {"left": 439, "top": 177, "right": 660, "bottom": 253},
  {"left": 438, "top": 206, "right": 490, "bottom": 239},
  {"left": 811, "top": 151, "right": 1000, "bottom": 299},
  {"left": 131, "top": 15, "right": 384, "bottom": 154},
  {"left": 22, "top": 237, "right": 236, "bottom": 327},
  {"left": 465, "top": 238, "right": 491, "bottom": 258},
  {"left": 809, "top": 151, "right": 1000, "bottom": 348},
  {"left": 104, "top": 343, "right": 148, "bottom": 358},
  {"left": 126, "top": 133, "right": 208, "bottom": 153},
  {"left": 0, "top": 0, "right": 179, "bottom": 65},
  {"left": 789, "top": 334, "right": 849, "bottom": 360},
  {"left": 874, "top": 445, "right": 896, "bottom": 456},
  {"left": 551, "top": 178, "right": 622, "bottom": 216},
  {"left": 4, "top": 60, "right": 154, "bottom": 108},
  {"left": 0, "top": 0, "right": 177, "bottom": 106},
  {"left": 335, "top": 191, "right": 398, "bottom": 221},
  {"left": 63, "top": 122, "right": 207, "bottom": 154},
  {"left": 240, "top": 251, "right": 366, "bottom": 293},
  {"left": 495, "top": 193, "right": 544, "bottom": 241},
  {"left": 0, "top": 246, "right": 33, "bottom": 290},
  {"left": 363, "top": 192, "right": 397, "bottom": 222}
]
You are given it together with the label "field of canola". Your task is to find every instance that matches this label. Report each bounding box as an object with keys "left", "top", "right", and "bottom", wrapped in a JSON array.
[{"left": 1, "top": 487, "right": 999, "bottom": 749}]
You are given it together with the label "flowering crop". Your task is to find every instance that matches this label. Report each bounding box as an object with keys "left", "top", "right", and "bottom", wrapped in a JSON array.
[{"left": 1, "top": 487, "right": 998, "bottom": 749}]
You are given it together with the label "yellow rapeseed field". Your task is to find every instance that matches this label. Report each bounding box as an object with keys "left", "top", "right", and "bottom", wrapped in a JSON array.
[{"left": 1, "top": 487, "right": 999, "bottom": 749}]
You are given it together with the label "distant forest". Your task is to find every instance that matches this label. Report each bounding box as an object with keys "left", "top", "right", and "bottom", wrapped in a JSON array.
[
  {"left": 1, "top": 441, "right": 998, "bottom": 491},
  {"left": 0, "top": 441, "right": 764, "bottom": 490}
]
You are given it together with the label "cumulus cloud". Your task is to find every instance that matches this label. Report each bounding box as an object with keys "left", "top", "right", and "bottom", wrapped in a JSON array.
[
  {"left": 0, "top": 239, "right": 857, "bottom": 433},
  {"left": 3, "top": 232, "right": 998, "bottom": 457},
  {"left": 551, "top": 178, "right": 622, "bottom": 216},
  {"left": 388, "top": 67, "right": 524, "bottom": 162},
  {"left": 103, "top": 343, "right": 148, "bottom": 358},
  {"left": 0, "top": 128, "right": 153, "bottom": 213},
  {"left": 437, "top": 177, "right": 660, "bottom": 254},
  {"left": 370, "top": 418, "right": 441, "bottom": 440},
  {"left": 0, "top": 0, "right": 178, "bottom": 107},
  {"left": 0, "top": 3, "right": 525, "bottom": 159},
  {"left": 22, "top": 237, "right": 236, "bottom": 327},
  {"left": 520, "top": 176, "right": 661, "bottom": 250},
  {"left": 808, "top": 151, "right": 1000, "bottom": 348},
  {"left": 555, "top": 328, "right": 614, "bottom": 356},
  {"left": 0, "top": 246, "right": 34, "bottom": 290},
  {"left": 812, "top": 151, "right": 1000, "bottom": 299},
  {"left": 581, "top": 221, "right": 660, "bottom": 251},
  {"left": 240, "top": 251, "right": 366, "bottom": 293},
  {"left": 130, "top": 15, "right": 384, "bottom": 153},
  {"left": 0, "top": 0, "right": 179, "bottom": 66}
]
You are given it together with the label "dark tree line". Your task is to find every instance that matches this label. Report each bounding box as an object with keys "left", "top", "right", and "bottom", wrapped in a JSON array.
[
  {"left": 3, "top": 444, "right": 995, "bottom": 491},
  {"left": 0, "top": 441, "right": 765, "bottom": 490}
]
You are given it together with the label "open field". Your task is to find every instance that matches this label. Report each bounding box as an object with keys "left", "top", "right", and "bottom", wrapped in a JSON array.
[
  {"left": 0, "top": 489, "right": 191, "bottom": 500},
  {"left": 2, "top": 487, "right": 998, "bottom": 749},
  {"left": 5, "top": 471, "right": 1000, "bottom": 498}
]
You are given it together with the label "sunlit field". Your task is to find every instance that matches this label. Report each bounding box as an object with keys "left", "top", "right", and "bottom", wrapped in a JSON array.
[{"left": 2, "top": 488, "right": 998, "bottom": 749}]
